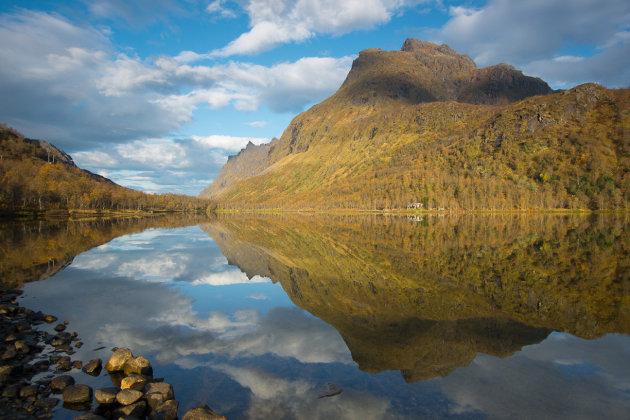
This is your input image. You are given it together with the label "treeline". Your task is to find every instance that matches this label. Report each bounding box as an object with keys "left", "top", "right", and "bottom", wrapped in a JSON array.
[{"left": 0, "top": 126, "right": 216, "bottom": 215}]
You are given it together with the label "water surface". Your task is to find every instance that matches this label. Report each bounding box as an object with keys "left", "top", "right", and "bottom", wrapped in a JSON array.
[{"left": 5, "top": 213, "right": 630, "bottom": 419}]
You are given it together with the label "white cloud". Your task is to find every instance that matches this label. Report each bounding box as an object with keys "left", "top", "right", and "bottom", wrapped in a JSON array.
[
  {"left": 206, "top": 0, "right": 237, "bottom": 18},
  {"left": 191, "top": 271, "right": 271, "bottom": 286},
  {"left": 116, "top": 138, "right": 191, "bottom": 168},
  {"left": 0, "top": 10, "right": 353, "bottom": 154},
  {"left": 425, "top": 0, "right": 630, "bottom": 88},
  {"left": 191, "top": 134, "right": 270, "bottom": 151},
  {"left": 245, "top": 120, "right": 269, "bottom": 128},
  {"left": 213, "top": 0, "right": 413, "bottom": 56},
  {"left": 117, "top": 253, "right": 190, "bottom": 281}
]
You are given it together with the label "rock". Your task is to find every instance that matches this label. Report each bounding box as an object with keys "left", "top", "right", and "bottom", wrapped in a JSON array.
[
  {"left": 150, "top": 399, "right": 179, "bottom": 420},
  {"left": 181, "top": 404, "right": 227, "bottom": 420},
  {"left": 56, "top": 360, "right": 72, "bottom": 371},
  {"left": 72, "top": 360, "right": 83, "bottom": 370},
  {"left": 19, "top": 385, "right": 38, "bottom": 398},
  {"left": 113, "top": 400, "right": 147, "bottom": 418},
  {"left": 75, "top": 342, "right": 83, "bottom": 348},
  {"left": 34, "top": 397, "right": 59, "bottom": 409},
  {"left": 83, "top": 358, "right": 102, "bottom": 376},
  {"left": 120, "top": 374, "right": 148, "bottom": 391},
  {"left": 50, "top": 375, "right": 75, "bottom": 392},
  {"left": 94, "top": 387, "right": 119, "bottom": 405},
  {"left": 62, "top": 384, "right": 93, "bottom": 404},
  {"left": 146, "top": 392, "right": 165, "bottom": 410},
  {"left": 54, "top": 344, "right": 74, "bottom": 353},
  {"left": 73, "top": 414, "right": 106, "bottom": 420},
  {"left": 105, "top": 348, "right": 133, "bottom": 372},
  {"left": 0, "top": 364, "right": 14, "bottom": 381},
  {"left": 13, "top": 340, "right": 29, "bottom": 354},
  {"left": 123, "top": 356, "right": 153, "bottom": 377},
  {"left": 116, "top": 389, "right": 143, "bottom": 406},
  {"left": 1, "top": 348, "right": 17, "bottom": 360},
  {"left": 54, "top": 324, "right": 66, "bottom": 332},
  {"left": 44, "top": 315, "right": 57, "bottom": 323},
  {"left": 2, "top": 383, "right": 20, "bottom": 397},
  {"left": 144, "top": 382, "right": 174, "bottom": 401}
]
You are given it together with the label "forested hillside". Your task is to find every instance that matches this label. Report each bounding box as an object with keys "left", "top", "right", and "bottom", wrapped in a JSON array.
[
  {"left": 201, "top": 40, "right": 630, "bottom": 211},
  {"left": 0, "top": 125, "right": 213, "bottom": 215}
]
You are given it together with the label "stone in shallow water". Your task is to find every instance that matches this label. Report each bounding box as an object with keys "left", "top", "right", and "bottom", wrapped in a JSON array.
[
  {"left": 94, "top": 387, "right": 118, "bottom": 405},
  {"left": 19, "top": 385, "right": 38, "bottom": 398},
  {"left": 150, "top": 399, "right": 179, "bottom": 420},
  {"left": 73, "top": 413, "right": 106, "bottom": 420},
  {"left": 123, "top": 356, "right": 153, "bottom": 377},
  {"left": 105, "top": 348, "right": 133, "bottom": 372},
  {"left": 62, "top": 384, "right": 93, "bottom": 404},
  {"left": 116, "top": 388, "right": 143, "bottom": 406},
  {"left": 83, "top": 358, "right": 102, "bottom": 376},
  {"left": 144, "top": 382, "right": 174, "bottom": 401},
  {"left": 120, "top": 374, "right": 148, "bottom": 391},
  {"left": 113, "top": 399, "right": 147, "bottom": 418},
  {"left": 146, "top": 392, "right": 165, "bottom": 410},
  {"left": 50, "top": 375, "right": 75, "bottom": 393},
  {"left": 34, "top": 397, "right": 59, "bottom": 409},
  {"left": 181, "top": 404, "right": 227, "bottom": 420}
]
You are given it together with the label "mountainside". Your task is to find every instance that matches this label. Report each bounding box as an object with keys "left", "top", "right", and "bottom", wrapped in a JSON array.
[
  {"left": 0, "top": 125, "right": 211, "bottom": 214},
  {"left": 200, "top": 39, "right": 630, "bottom": 210}
]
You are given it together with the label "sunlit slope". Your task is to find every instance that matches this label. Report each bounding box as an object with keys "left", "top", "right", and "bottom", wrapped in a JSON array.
[
  {"left": 201, "top": 214, "right": 630, "bottom": 380},
  {"left": 201, "top": 40, "right": 630, "bottom": 210}
]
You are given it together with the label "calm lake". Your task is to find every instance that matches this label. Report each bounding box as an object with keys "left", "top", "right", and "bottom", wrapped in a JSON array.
[{"left": 3, "top": 213, "right": 630, "bottom": 419}]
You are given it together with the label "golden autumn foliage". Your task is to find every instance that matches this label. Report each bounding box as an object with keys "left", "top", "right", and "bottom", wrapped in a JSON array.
[
  {"left": 202, "top": 41, "right": 630, "bottom": 211},
  {"left": 202, "top": 213, "right": 630, "bottom": 380},
  {"left": 0, "top": 125, "right": 215, "bottom": 216}
]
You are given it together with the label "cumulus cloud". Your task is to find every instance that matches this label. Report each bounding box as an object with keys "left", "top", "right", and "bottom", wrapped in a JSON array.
[
  {"left": 213, "top": 0, "right": 413, "bottom": 56},
  {"left": 0, "top": 9, "right": 353, "bottom": 153},
  {"left": 191, "top": 271, "right": 270, "bottom": 286},
  {"left": 426, "top": 0, "right": 630, "bottom": 88}
]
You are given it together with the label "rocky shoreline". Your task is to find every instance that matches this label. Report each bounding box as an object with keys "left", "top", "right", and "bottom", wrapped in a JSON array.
[{"left": 0, "top": 286, "right": 227, "bottom": 419}]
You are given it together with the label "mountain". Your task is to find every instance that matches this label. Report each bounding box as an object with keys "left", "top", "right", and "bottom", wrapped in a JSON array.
[
  {"left": 200, "top": 39, "right": 630, "bottom": 210},
  {"left": 0, "top": 125, "right": 211, "bottom": 215}
]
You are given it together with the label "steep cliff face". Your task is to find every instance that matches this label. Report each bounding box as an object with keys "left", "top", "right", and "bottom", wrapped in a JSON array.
[
  {"left": 199, "top": 141, "right": 271, "bottom": 199},
  {"left": 201, "top": 39, "right": 629, "bottom": 210}
]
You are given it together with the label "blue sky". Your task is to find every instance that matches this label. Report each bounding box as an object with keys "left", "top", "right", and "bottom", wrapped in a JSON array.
[{"left": 1, "top": 0, "right": 629, "bottom": 195}]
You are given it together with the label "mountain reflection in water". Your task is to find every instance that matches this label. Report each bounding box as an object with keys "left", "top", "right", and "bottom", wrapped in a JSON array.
[
  {"left": 202, "top": 213, "right": 630, "bottom": 382},
  {"left": 5, "top": 213, "right": 630, "bottom": 419}
]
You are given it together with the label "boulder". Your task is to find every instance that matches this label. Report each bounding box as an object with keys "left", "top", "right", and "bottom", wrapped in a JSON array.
[
  {"left": 94, "top": 387, "right": 119, "bottom": 405},
  {"left": 19, "top": 384, "right": 38, "bottom": 398},
  {"left": 123, "top": 356, "right": 153, "bottom": 377},
  {"left": 182, "top": 404, "right": 227, "bottom": 420},
  {"left": 121, "top": 374, "right": 148, "bottom": 391},
  {"left": 113, "top": 400, "right": 147, "bottom": 418},
  {"left": 146, "top": 391, "right": 165, "bottom": 410},
  {"left": 83, "top": 358, "right": 102, "bottom": 376},
  {"left": 50, "top": 375, "right": 75, "bottom": 393},
  {"left": 116, "top": 388, "right": 143, "bottom": 406},
  {"left": 105, "top": 348, "right": 133, "bottom": 372},
  {"left": 73, "top": 413, "right": 106, "bottom": 420},
  {"left": 150, "top": 399, "right": 179, "bottom": 420},
  {"left": 144, "top": 382, "right": 174, "bottom": 401},
  {"left": 62, "top": 384, "right": 93, "bottom": 404}
]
